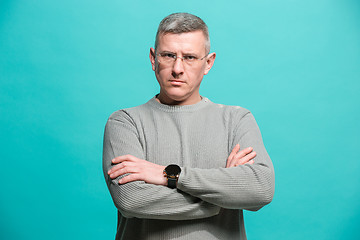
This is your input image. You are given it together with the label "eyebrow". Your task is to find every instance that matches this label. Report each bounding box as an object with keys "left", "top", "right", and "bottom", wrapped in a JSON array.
[{"left": 159, "top": 50, "right": 200, "bottom": 56}]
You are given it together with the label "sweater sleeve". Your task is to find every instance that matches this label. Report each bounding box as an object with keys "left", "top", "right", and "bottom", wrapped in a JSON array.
[
  {"left": 102, "top": 112, "right": 220, "bottom": 220},
  {"left": 177, "top": 112, "right": 275, "bottom": 211}
]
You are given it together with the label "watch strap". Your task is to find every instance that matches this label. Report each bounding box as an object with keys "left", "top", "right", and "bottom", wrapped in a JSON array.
[{"left": 168, "top": 178, "right": 177, "bottom": 189}]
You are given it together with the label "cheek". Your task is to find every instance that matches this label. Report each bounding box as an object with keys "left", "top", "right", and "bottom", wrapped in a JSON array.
[
  {"left": 191, "top": 66, "right": 206, "bottom": 82},
  {"left": 156, "top": 67, "right": 171, "bottom": 83}
]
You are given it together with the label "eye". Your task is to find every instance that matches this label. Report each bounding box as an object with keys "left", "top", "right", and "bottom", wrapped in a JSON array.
[
  {"left": 161, "top": 53, "right": 176, "bottom": 59},
  {"left": 183, "top": 55, "right": 198, "bottom": 61}
]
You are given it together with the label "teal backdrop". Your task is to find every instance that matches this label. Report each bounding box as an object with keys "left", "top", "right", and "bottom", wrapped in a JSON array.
[{"left": 1, "top": 0, "right": 359, "bottom": 239}]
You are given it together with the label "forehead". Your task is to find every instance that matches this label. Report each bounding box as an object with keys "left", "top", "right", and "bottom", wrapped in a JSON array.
[{"left": 157, "top": 31, "right": 206, "bottom": 54}]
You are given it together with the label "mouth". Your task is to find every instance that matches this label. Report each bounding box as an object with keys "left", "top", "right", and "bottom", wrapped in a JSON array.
[{"left": 169, "top": 80, "right": 186, "bottom": 85}]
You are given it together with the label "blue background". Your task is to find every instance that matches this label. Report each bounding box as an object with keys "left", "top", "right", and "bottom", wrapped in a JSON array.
[{"left": 1, "top": 0, "right": 359, "bottom": 239}]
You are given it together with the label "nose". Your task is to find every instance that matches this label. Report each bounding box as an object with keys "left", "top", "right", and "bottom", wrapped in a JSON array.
[{"left": 172, "top": 57, "right": 185, "bottom": 77}]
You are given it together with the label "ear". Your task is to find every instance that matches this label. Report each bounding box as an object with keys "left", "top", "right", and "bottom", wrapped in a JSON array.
[
  {"left": 150, "top": 47, "right": 156, "bottom": 71},
  {"left": 204, "top": 52, "right": 216, "bottom": 75}
]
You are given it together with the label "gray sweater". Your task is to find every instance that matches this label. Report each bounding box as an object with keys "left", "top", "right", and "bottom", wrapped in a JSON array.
[{"left": 103, "top": 96, "right": 275, "bottom": 240}]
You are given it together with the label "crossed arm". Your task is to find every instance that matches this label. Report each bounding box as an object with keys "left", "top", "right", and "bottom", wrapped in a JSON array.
[{"left": 108, "top": 144, "right": 256, "bottom": 186}]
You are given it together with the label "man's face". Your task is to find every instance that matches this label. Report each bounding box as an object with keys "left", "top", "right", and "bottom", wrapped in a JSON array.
[{"left": 150, "top": 30, "right": 216, "bottom": 105}]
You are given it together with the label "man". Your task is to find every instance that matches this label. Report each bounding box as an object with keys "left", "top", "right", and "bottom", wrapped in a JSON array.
[{"left": 103, "top": 12, "right": 275, "bottom": 240}]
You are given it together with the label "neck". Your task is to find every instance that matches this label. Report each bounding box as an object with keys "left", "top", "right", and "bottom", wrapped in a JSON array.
[{"left": 156, "top": 94, "right": 202, "bottom": 106}]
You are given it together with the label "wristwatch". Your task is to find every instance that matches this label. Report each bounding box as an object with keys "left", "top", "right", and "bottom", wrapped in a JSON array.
[{"left": 163, "top": 164, "right": 181, "bottom": 188}]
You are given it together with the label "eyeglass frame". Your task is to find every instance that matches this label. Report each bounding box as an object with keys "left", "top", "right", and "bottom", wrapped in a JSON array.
[{"left": 155, "top": 51, "right": 209, "bottom": 66}]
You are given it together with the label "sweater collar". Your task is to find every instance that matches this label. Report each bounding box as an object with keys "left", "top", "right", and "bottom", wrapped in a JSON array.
[{"left": 147, "top": 95, "right": 211, "bottom": 112}]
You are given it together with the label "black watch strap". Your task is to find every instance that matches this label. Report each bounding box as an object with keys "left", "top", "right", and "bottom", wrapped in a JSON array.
[{"left": 168, "top": 178, "right": 177, "bottom": 189}]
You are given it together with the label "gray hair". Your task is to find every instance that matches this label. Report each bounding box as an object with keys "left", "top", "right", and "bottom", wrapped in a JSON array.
[{"left": 154, "top": 13, "right": 210, "bottom": 54}]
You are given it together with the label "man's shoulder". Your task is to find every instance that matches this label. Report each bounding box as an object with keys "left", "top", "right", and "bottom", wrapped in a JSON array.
[
  {"left": 107, "top": 99, "right": 153, "bottom": 121},
  {"left": 207, "top": 100, "right": 251, "bottom": 119}
]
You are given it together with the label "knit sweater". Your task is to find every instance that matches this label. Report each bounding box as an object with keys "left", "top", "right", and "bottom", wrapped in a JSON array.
[{"left": 102, "top": 96, "right": 275, "bottom": 240}]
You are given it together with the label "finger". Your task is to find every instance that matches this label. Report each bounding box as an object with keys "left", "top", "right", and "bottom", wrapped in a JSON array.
[
  {"left": 228, "top": 144, "right": 240, "bottom": 161},
  {"left": 246, "top": 160, "right": 255, "bottom": 165},
  {"left": 235, "top": 151, "right": 257, "bottom": 166},
  {"left": 108, "top": 161, "right": 132, "bottom": 175},
  {"left": 109, "top": 165, "right": 139, "bottom": 179},
  {"left": 108, "top": 164, "right": 123, "bottom": 175},
  {"left": 226, "top": 144, "right": 240, "bottom": 168},
  {"left": 233, "top": 147, "right": 253, "bottom": 160},
  {"left": 112, "top": 154, "right": 137, "bottom": 164},
  {"left": 228, "top": 147, "right": 252, "bottom": 168},
  {"left": 119, "top": 173, "right": 142, "bottom": 184}
]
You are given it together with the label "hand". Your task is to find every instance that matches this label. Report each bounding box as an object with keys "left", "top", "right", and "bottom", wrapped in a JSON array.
[
  {"left": 226, "top": 144, "right": 256, "bottom": 168},
  {"left": 108, "top": 155, "right": 167, "bottom": 186}
]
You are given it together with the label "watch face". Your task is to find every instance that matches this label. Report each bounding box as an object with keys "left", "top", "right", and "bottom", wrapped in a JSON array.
[{"left": 165, "top": 164, "right": 181, "bottom": 176}]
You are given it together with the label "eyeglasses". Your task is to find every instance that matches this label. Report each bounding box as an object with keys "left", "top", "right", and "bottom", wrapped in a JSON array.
[{"left": 156, "top": 52, "right": 208, "bottom": 66}]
